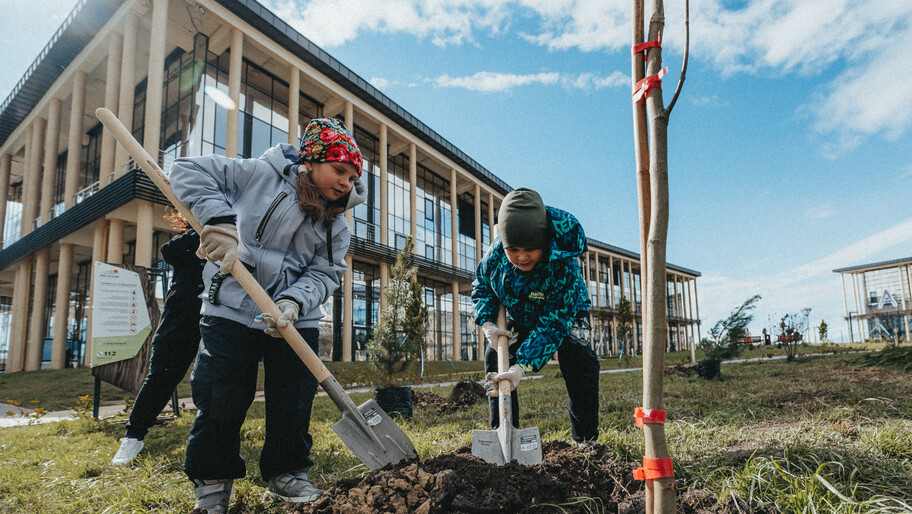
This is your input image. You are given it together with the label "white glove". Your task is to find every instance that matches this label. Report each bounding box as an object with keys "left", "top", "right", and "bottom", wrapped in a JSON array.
[
  {"left": 481, "top": 321, "right": 517, "bottom": 347},
  {"left": 258, "top": 299, "right": 300, "bottom": 338},
  {"left": 484, "top": 364, "right": 525, "bottom": 397},
  {"left": 199, "top": 223, "right": 238, "bottom": 274}
]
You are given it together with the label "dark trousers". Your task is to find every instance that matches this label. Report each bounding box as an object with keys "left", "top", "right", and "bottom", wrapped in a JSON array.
[
  {"left": 183, "top": 316, "right": 319, "bottom": 481},
  {"left": 485, "top": 312, "right": 599, "bottom": 443},
  {"left": 125, "top": 280, "right": 202, "bottom": 440},
  {"left": 125, "top": 332, "right": 200, "bottom": 439}
]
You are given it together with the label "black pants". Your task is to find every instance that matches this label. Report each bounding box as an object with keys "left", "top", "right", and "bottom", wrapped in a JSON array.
[
  {"left": 485, "top": 312, "right": 599, "bottom": 443},
  {"left": 183, "top": 316, "right": 319, "bottom": 481},
  {"left": 125, "top": 272, "right": 203, "bottom": 440}
]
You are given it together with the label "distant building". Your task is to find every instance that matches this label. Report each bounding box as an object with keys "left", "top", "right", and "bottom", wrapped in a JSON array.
[
  {"left": 834, "top": 257, "right": 911, "bottom": 343},
  {"left": 0, "top": 0, "right": 700, "bottom": 373}
]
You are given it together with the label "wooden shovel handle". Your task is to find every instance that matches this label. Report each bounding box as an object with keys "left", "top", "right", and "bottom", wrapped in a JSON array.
[
  {"left": 496, "top": 306, "right": 512, "bottom": 396},
  {"left": 95, "top": 107, "right": 332, "bottom": 383}
]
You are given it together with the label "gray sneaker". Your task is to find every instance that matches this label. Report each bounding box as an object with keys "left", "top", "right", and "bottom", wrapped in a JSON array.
[
  {"left": 193, "top": 479, "right": 233, "bottom": 514},
  {"left": 263, "top": 470, "right": 324, "bottom": 503}
]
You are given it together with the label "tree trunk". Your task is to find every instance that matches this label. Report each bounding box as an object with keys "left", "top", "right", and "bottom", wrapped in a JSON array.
[{"left": 638, "top": 0, "right": 678, "bottom": 512}]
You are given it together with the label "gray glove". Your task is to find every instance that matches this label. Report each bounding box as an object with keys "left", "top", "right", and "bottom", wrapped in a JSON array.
[
  {"left": 198, "top": 223, "right": 238, "bottom": 274},
  {"left": 484, "top": 364, "right": 525, "bottom": 397},
  {"left": 481, "top": 321, "right": 517, "bottom": 347},
  {"left": 258, "top": 299, "right": 300, "bottom": 338}
]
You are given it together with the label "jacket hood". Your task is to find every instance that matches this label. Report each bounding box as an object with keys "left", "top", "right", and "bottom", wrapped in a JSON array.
[
  {"left": 266, "top": 143, "right": 366, "bottom": 212},
  {"left": 546, "top": 206, "right": 587, "bottom": 261}
]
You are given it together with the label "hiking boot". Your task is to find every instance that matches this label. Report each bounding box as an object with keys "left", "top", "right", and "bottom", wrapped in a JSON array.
[
  {"left": 193, "top": 479, "right": 233, "bottom": 514},
  {"left": 263, "top": 470, "right": 324, "bottom": 503},
  {"left": 110, "top": 437, "right": 144, "bottom": 465}
]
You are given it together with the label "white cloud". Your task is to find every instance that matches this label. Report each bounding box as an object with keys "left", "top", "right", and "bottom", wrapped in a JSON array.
[
  {"left": 901, "top": 168, "right": 912, "bottom": 179},
  {"left": 429, "top": 71, "right": 626, "bottom": 93},
  {"left": 261, "top": 1, "right": 912, "bottom": 147},
  {"left": 433, "top": 71, "right": 559, "bottom": 92},
  {"left": 369, "top": 77, "right": 391, "bottom": 89}
]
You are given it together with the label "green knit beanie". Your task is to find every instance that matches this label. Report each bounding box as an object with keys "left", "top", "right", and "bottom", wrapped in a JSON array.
[{"left": 498, "top": 188, "right": 550, "bottom": 249}]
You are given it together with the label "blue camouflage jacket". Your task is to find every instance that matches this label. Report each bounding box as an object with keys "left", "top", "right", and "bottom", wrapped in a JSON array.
[{"left": 472, "top": 206, "right": 591, "bottom": 372}]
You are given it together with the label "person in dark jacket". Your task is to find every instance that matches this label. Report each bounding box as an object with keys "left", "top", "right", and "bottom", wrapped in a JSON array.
[
  {"left": 111, "top": 210, "right": 205, "bottom": 465},
  {"left": 472, "top": 187, "right": 599, "bottom": 445},
  {"left": 169, "top": 118, "right": 365, "bottom": 513}
]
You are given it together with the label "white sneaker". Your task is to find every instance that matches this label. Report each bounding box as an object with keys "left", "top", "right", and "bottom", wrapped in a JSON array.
[
  {"left": 263, "top": 470, "right": 324, "bottom": 502},
  {"left": 111, "top": 437, "right": 144, "bottom": 465}
]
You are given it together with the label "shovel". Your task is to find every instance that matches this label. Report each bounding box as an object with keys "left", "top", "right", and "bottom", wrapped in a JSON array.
[
  {"left": 95, "top": 108, "right": 416, "bottom": 471},
  {"left": 471, "top": 306, "right": 542, "bottom": 465}
]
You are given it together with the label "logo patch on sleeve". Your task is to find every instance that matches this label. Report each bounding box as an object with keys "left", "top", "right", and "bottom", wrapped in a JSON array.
[{"left": 529, "top": 291, "right": 544, "bottom": 300}]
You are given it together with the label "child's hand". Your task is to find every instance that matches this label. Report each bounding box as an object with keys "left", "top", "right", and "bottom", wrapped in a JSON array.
[
  {"left": 481, "top": 322, "right": 517, "bottom": 347},
  {"left": 199, "top": 223, "right": 238, "bottom": 274},
  {"left": 256, "top": 299, "right": 300, "bottom": 337},
  {"left": 485, "top": 364, "right": 525, "bottom": 396}
]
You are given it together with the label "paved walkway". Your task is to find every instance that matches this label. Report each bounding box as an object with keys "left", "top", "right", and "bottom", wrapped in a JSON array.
[{"left": 1, "top": 351, "right": 850, "bottom": 428}]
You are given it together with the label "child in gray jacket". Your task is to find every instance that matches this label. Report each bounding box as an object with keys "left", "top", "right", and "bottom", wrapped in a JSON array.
[{"left": 170, "top": 118, "right": 365, "bottom": 513}]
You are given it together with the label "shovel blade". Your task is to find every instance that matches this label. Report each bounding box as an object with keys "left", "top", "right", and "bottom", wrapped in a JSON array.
[
  {"left": 331, "top": 399, "right": 417, "bottom": 470},
  {"left": 471, "top": 426, "right": 543, "bottom": 466}
]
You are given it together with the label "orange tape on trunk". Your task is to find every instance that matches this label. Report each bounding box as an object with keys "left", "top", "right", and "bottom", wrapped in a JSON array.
[
  {"left": 633, "top": 457, "right": 674, "bottom": 481},
  {"left": 634, "top": 407, "right": 666, "bottom": 428}
]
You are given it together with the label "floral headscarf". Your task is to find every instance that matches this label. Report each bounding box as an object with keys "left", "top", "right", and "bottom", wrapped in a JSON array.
[{"left": 297, "top": 118, "right": 363, "bottom": 176}]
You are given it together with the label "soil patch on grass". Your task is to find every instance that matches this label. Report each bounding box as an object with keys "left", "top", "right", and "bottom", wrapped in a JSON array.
[
  {"left": 413, "top": 380, "right": 486, "bottom": 415},
  {"left": 287, "top": 441, "right": 772, "bottom": 513}
]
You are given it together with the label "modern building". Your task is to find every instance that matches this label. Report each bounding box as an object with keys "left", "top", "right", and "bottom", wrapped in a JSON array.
[
  {"left": 834, "top": 257, "right": 911, "bottom": 344},
  {"left": 0, "top": 0, "right": 701, "bottom": 373}
]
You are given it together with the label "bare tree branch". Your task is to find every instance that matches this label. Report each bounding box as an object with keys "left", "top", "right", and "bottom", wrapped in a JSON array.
[{"left": 661, "top": 0, "right": 689, "bottom": 120}]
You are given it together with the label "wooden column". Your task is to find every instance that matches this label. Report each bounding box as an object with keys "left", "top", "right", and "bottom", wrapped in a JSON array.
[
  {"left": 409, "top": 143, "right": 417, "bottom": 253},
  {"left": 687, "top": 278, "right": 696, "bottom": 362},
  {"left": 288, "top": 66, "right": 300, "bottom": 144},
  {"left": 693, "top": 278, "right": 702, "bottom": 345},
  {"left": 473, "top": 184, "right": 482, "bottom": 266},
  {"left": 487, "top": 192, "right": 495, "bottom": 243},
  {"left": 341, "top": 102, "right": 355, "bottom": 361},
  {"left": 114, "top": 14, "right": 137, "bottom": 174},
  {"left": 51, "top": 243, "right": 74, "bottom": 369},
  {"left": 225, "top": 28, "right": 243, "bottom": 158},
  {"left": 99, "top": 32, "right": 123, "bottom": 187},
  {"left": 449, "top": 169, "right": 458, "bottom": 267},
  {"left": 64, "top": 70, "right": 87, "bottom": 209},
  {"left": 135, "top": 200, "right": 154, "bottom": 266},
  {"left": 0, "top": 153, "right": 10, "bottom": 244},
  {"left": 452, "top": 281, "right": 461, "bottom": 361},
  {"left": 378, "top": 123, "right": 388, "bottom": 312},
  {"left": 40, "top": 98, "right": 62, "bottom": 223},
  {"left": 85, "top": 219, "right": 108, "bottom": 365},
  {"left": 6, "top": 263, "right": 31, "bottom": 372},
  {"left": 25, "top": 248, "right": 51, "bottom": 371},
  {"left": 107, "top": 218, "right": 125, "bottom": 264},
  {"left": 22, "top": 119, "right": 45, "bottom": 235},
  {"left": 143, "top": 0, "right": 169, "bottom": 158},
  {"left": 342, "top": 254, "right": 353, "bottom": 362}
]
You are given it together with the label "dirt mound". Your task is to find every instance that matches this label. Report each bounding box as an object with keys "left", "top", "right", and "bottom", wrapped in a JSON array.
[
  {"left": 665, "top": 364, "right": 699, "bottom": 377},
  {"left": 414, "top": 380, "right": 486, "bottom": 415},
  {"left": 290, "top": 441, "right": 771, "bottom": 513}
]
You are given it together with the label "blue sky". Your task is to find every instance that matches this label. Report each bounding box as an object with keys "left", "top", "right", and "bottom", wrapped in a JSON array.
[{"left": 2, "top": 0, "right": 911, "bottom": 341}]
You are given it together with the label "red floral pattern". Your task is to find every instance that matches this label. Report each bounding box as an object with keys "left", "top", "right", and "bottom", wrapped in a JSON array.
[{"left": 297, "top": 118, "right": 363, "bottom": 176}]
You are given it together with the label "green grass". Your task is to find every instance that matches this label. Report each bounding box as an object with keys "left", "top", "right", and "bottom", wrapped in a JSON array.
[{"left": 2, "top": 348, "right": 910, "bottom": 512}]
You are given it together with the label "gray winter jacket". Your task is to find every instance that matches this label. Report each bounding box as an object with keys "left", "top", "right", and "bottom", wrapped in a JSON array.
[{"left": 169, "top": 144, "right": 366, "bottom": 329}]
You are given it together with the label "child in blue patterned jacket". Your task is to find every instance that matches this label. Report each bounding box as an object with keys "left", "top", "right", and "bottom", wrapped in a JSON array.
[{"left": 472, "top": 187, "right": 599, "bottom": 445}]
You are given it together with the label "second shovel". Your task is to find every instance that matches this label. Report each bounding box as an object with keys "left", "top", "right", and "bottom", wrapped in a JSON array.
[{"left": 471, "top": 306, "right": 542, "bottom": 465}]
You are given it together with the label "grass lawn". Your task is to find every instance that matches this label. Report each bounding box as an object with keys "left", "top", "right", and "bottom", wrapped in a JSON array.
[{"left": 2, "top": 346, "right": 910, "bottom": 512}]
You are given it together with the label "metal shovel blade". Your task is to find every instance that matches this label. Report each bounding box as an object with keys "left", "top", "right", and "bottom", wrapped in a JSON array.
[
  {"left": 472, "top": 389, "right": 543, "bottom": 465},
  {"left": 324, "top": 378, "right": 417, "bottom": 470},
  {"left": 472, "top": 425, "right": 543, "bottom": 465}
]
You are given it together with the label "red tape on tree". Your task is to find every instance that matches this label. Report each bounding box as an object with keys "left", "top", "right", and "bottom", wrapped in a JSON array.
[
  {"left": 633, "top": 457, "right": 674, "bottom": 481},
  {"left": 634, "top": 407, "right": 667, "bottom": 428},
  {"left": 632, "top": 67, "right": 668, "bottom": 103},
  {"left": 632, "top": 39, "right": 662, "bottom": 59}
]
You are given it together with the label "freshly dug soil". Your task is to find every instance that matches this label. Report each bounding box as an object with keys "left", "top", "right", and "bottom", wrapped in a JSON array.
[
  {"left": 284, "top": 441, "right": 771, "bottom": 514},
  {"left": 413, "top": 380, "right": 487, "bottom": 415}
]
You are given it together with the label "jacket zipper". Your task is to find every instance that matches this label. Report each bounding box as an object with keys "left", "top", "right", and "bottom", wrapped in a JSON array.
[{"left": 255, "top": 191, "right": 288, "bottom": 241}]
